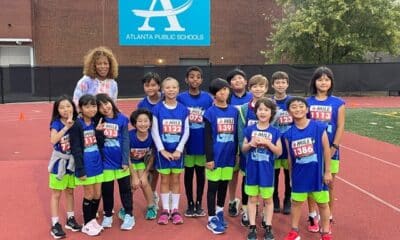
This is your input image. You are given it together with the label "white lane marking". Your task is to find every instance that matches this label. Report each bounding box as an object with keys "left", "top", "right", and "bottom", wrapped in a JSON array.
[
  {"left": 336, "top": 176, "right": 400, "bottom": 213},
  {"left": 341, "top": 145, "right": 400, "bottom": 169}
]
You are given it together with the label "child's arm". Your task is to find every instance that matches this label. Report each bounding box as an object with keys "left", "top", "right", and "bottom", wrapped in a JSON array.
[
  {"left": 241, "top": 135, "right": 257, "bottom": 153},
  {"left": 173, "top": 116, "right": 190, "bottom": 160},
  {"left": 331, "top": 104, "right": 345, "bottom": 156},
  {"left": 322, "top": 131, "right": 333, "bottom": 184},
  {"left": 129, "top": 164, "right": 140, "bottom": 190},
  {"left": 69, "top": 121, "right": 86, "bottom": 178},
  {"left": 285, "top": 139, "right": 292, "bottom": 186},
  {"left": 151, "top": 115, "right": 173, "bottom": 160},
  {"left": 121, "top": 123, "right": 130, "bottom": 171},
  {"left": 261, "top": 137, "right": 282, "bottom": 156},
  {"left": 204, "top": 119, "right": 215, "bottom": 170}
]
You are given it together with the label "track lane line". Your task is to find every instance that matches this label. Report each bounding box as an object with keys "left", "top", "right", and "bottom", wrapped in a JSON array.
[{"left": 341, "top": 145, "right": 400, "bottom": 169}]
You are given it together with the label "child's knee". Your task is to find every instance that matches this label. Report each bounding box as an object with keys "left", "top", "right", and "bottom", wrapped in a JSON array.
[
  {"left": 249, "top": 196, "right": 258, "bottom": 204},
  {"left": 317, "top": 202, "right": 329, "bottom": 210}
]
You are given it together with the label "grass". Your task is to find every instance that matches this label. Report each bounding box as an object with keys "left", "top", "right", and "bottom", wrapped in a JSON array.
[{"left": 346, "top": 108, "right": 400, "bottom": 146}]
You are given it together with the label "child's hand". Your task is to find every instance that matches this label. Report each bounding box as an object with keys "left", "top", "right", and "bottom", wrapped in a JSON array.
[
  {"left": 65, "top": 111, "right": 74, "bottom": 128},
  {"left": 249, "top": 136, "right": 258, "bottom": 148},
  {"left": 330, "top": 147, "right": 337, "bottom": 158},
  {"left": 206, "top": 161, "right": 215, "bottom": 170},
  {"left": 96, "top": 117, "right": 104, "bottom": 131},
  {"left": 172, "top": 150, "right": 181, "bottom": 160},
  {"left": 160, "top": 150, "right": 173, "bottom": 161},
  {"left": 139, "top": 172, "right": 149, "bottom": 185},
  {"left": 131, "top": 176, "right": 140, "bottom": 190},
  {"left": 121, "top": 165, "right": 129, "bottom": 171},
  {"left": 323, "top": 172, "right": 332, "bottom": 185},
  {"left": 79, "top": 175, "right": 87, "bottom": 181}
]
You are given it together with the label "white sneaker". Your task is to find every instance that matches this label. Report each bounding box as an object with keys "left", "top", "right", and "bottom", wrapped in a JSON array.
[
  {"left": 120, "top": 214, "right": 135, "bottom": 230},
  {"left": 101, "top": 216, "right": 113, "bottom": 228},
  {"left": 81, "top": 219, "right": 101, "bottom": 236},
  {"left": 91, "top": 219, "right": 104, "bottom": 231}
]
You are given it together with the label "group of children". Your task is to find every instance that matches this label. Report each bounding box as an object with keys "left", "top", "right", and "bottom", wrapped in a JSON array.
[{"left": 49, "top": 64, "right": 344, "bottom": 240}]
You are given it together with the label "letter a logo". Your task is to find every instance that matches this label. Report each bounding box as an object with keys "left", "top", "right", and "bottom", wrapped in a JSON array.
[{"left": 133, "top": 0, "right": 193, "bottom": 32}]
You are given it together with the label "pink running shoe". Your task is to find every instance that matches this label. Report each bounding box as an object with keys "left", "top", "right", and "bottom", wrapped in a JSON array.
[
  {"left": 157, "top": 210, "right": 169, "bottom": 225},
  {"left": 171, "top": 209, "right": 184, "bottom": 225},
  {"left": 308, "top": 216, "right": 320, "bottom": 233},
  {"left": 81, "top": 219, "right": 101, "bottom": 236},
  {"left": 284, "top": 230, "right": 301, "bottom": 240},
  {"left": 320, "top": 233, "right": 333, "bottom": 240}
]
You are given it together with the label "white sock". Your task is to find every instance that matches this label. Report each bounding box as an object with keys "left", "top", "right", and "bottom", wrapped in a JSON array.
[
  {"left": 329, "top": 215, "right": 333, "bottom": 220},
  {"left": 216, "top": 206, "right": 223, "bottom": 213},
  {"left": 309, "top": 211, "right": 317, "bottom": 218},
  {"left": 67, "top": 211, "right": 74, "bottom": 218},
  {"left": 161, "top": 193, "right": 170, "bottom": 211},
  {"left": 153, "top": 191, "right": 158, "bottom": 198},
  {"left": 208, "top": 216, "right": 215, "bottom": 221},
  {"left": 171, "top": 193, "right": 180, "bottom": 210},
  {"left": 51, "top": 217, "right": 59, "bottom": 226}
]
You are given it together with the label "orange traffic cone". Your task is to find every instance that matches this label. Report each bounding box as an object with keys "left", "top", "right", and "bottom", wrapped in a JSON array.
[{"left": 19, "top": 112, "right": 25, "bottom": 121}]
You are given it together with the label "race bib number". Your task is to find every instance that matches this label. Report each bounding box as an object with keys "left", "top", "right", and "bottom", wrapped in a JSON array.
[
  {"left": 60, "top": 134, "right": 71, "bottom": 152},
  {"left": 251, "top": 130, "right": 272, "bottom": 141},
  {"left": 247, "top": 119, "right": 258, "bottom": 126},
  {"left": 162, "top": 119, "right": 182, "bottom": 134},
  {"left": 278, "top": 111, "right": 293, "bottom": 125},
  {"left": 130, "top": 147, "right": 150, "bottom": 159},
  {"left": 291, "top": 138, "right": 314, "bottom": 158},
  {"left": 309, "top": 105, "right": 332, "bottom": 121},
  {"left": 103, "top": 123, "right": 118, "bottom": 138},
  {"left": 217, "top": 118, "right": 234, "bottom": 133},
  {"left": 84, "top": 130, "right": 97, "bottom": 147},
  {"left": 188, "top": 107, "right": 204, "bottom": 123}
]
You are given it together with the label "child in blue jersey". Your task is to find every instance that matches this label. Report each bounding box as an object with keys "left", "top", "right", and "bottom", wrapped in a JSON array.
[
  {"left": 204, "top": 78, "right": 238, "bottom": 234},
  {"left": 69, "top": 94, "right": 104, "bottom": 236},
  {"left": 48, "top": 95, "right": 81, "bottom": 239},
  {"left": 151, "top": 77, "right": 190, "bottom": 225},
  {"left": 242, "top": 97, "right": 282, "bottom": 240},
  {"left": 129, "top": 108, "right": 158, "bottom": 220},
  {"left": 136, "top": 71, "right": 162, "bottom": 208},
  {"left": 95, "top": 93, "right": 134, "bottom": 230},
  {"left": 306, "top": 66, "right": 345, "bottom": 233},
  {"left": 226, "top": 68, "right": 253, "bottom": 217},
  {"left": 283, "top": 97, "right": 332, "bottom": 240},
  {"left": 271, "top": 71, "right": 293, "bottom": 215},
  {"left": 177, "top": 66, "right": 213, "bottom": 217},
  {"left": 236, "top": 74, "right": 269, "bottom": 227}
]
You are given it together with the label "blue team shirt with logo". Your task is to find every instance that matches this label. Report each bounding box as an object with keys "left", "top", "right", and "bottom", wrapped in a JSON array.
[
  {"left": 50, "top": 119, "right": 73, "bottom": 174},
  {"left": 177, "top": 91, "right": 213, "bottom": 155},
  {"left": 129, "top": 129, "right": 153, "bottom": 164},
  {"left": 272, "top": 95, "right": 293, "bottom": 160}
]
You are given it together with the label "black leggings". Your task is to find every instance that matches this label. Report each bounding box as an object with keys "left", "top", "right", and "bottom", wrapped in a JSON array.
[
  {"left": 207, "top": 180, "right": 229, "bottom": 216},
  {"left": 184, "top": 165, "right": 206, "bottom": 204},
  {"left": 241, "top": 175, "right": 249, "bottom": 206},
  {"left": 273, "top": 169, "right": 291, "bottom": 199},
  {"left": 102, "top": 175, "right": 133, "bottom": 216}
]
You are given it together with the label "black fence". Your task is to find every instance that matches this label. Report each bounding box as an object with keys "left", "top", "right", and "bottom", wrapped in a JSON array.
[{"left": 1, "top": 63, "right": 399, "bottom": 103}]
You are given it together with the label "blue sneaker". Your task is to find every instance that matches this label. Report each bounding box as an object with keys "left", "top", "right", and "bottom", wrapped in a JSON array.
[
  {"left": 118, "top": 208, "right": 125, "bottom": 221},
  {"left": 101, "top": 216, "right": 113, "bottom": 228},
  {"left": 120, "top": 214, "right": 135, "bottom": 230},
  {"left": 207, "top": 216, "right": 225, "bottom": 234},
  {"left": 217, "top": 211, "right": 228, "bottom": 228}
]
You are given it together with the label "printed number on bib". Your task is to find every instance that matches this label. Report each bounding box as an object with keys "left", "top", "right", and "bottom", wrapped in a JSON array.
[
  {"left": 163, "top": 119, "right": 182, "bottom": 134},
  {"left": 292, "top": 138, "right": 314, "bottom": 158}
]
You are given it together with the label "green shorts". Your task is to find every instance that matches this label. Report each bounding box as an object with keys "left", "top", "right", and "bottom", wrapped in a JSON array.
[
  {"left": 49, "top": 173, "right": 75, "bottom": 190},
  {"left": 245, "top": 185, "right": 274, "bottom": 199},
  {"left": 157, "top": 168, "right": 184, "bottom": 175},
  {"left": 103, "top": 169, "right": 131, "bottom": 182},
  {"left": 132, "top": 162, "right": 146, "bottom": 171},
  {"left": 291, "top": 190, "right": 330, "bottom": 203},
  {"left": 184, "top": 155, "right": 206, "bottom": 167},
  {"left": 75, "top": 173, "right": 104, "bottom": 186},
  {"left": 206, "top": 167, "right": 234, "bottom": 182},
  {"left": 274, "top": 159, "right": 289, "bottom": 169},
  {"left": 331, "top": 159, "right": 339, "bottom": 174}
]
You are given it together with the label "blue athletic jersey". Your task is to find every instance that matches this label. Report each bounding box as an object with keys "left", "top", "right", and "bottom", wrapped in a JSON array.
[
  {"left": 50, "top": 119, "right": 73, "bottom": 174},
  {"left": 204, "top": 105, "right": 238, "bottom": 168},
  {"left": 272, "top": 95, "right": 293, "bottom": 160},
  {"left": 102, "top": 113, "right": 129, "bottom": 170},
  {"left": 129, "top": 129, "right": 153, "bottom": 164},
  {"left": 238, "top": 101, "right": 258, "bottom": 172},
  {"left": 283, "top": 120, "right": 328, "bottom": 192},
  {"left": 229, "top": 91, "right": 253, "bottom": 106},
  {"left": 75, "top": 118, "right": 103, "bottom": 177},
  {"left": 152, "top": 102, "right": 189, "bottom": 169},
  {"left": 306, "top": 96, "right": 345, "bottom": 160},
  {"left": 244, "top": 124, "right": 280, "bottom": 187},
  {"left": 137, "top": 95, "right": 162, "bottom": 111},
  {"left": 177, "top": 91, "right": 213, "bottom": 155}
]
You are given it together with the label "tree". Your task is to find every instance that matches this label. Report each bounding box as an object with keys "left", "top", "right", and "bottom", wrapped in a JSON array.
[{"left": 262, "top": 0, "right": 400, "bottom": 64}]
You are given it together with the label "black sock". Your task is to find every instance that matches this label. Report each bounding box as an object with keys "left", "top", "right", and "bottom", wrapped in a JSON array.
[
  {"left": 82, "top": 198, "right": 92, "bottom": 224},
  {"left": 195, "top": 165, "right": 205, "bottom": 204},
  {"left": 241, "top": 175, "right": 249, "bottom": 206},
  {"left": 284, "top": 169, "right": 291, "bottom": 200},
  {"left": 91, "top": 199, "right": 100, "bottom": 221},
  {"left": 184, "top": 166, "right": 195, "bottom": 204}
]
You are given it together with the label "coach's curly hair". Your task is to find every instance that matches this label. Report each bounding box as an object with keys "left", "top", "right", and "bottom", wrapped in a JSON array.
[{"left": 83, "top": 46, "right": 119, "bottom": 79}]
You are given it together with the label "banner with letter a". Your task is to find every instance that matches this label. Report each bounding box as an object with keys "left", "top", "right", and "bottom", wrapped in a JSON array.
[{"left": 119, "top": 0, "right": 210, "bottom": 46}]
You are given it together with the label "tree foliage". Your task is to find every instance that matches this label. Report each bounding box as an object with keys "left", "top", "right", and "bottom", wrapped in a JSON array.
[{"left": 263, "top": 0, "right": 400, "bottom": 64}]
